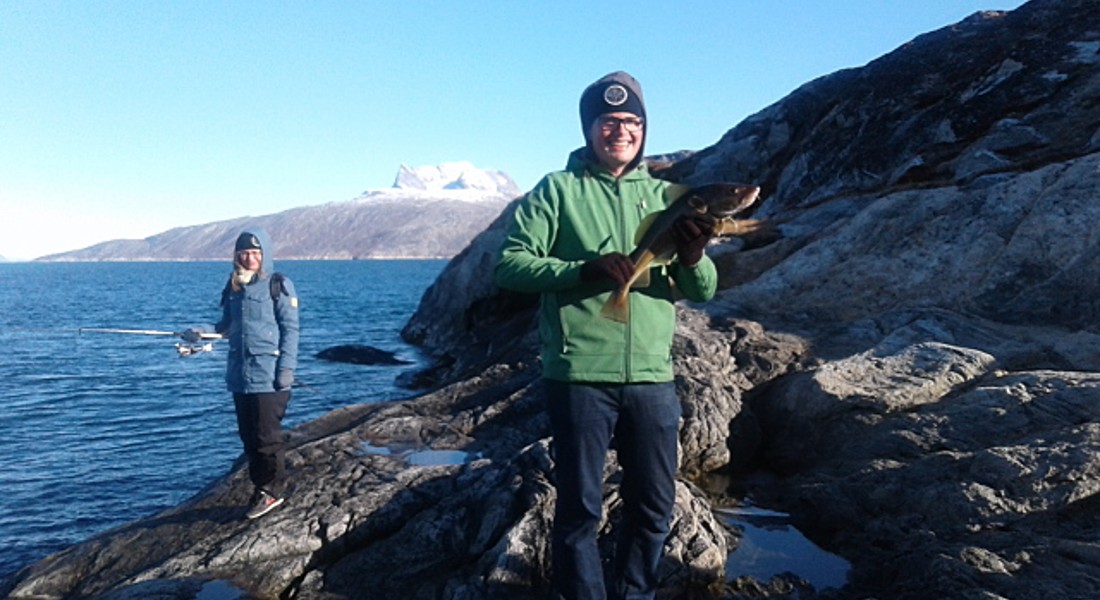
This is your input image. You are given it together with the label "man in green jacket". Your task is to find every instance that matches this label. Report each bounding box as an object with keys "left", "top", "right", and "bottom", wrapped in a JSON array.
[{"left": 495, "top": 71, "right": 717, "bottom": 600}]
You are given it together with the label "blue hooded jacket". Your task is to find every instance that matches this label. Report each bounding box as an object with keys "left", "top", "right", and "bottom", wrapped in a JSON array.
[{"left": 213, "top": 228, "right": 300, "bottom": 394}]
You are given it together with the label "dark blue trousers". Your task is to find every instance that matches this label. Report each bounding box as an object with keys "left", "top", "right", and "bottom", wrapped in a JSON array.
[
  {"left": 233, "top": 390, "right": 290, "bottom": 496},
  {"left": 546, "top": 380, "right": 681, "bottom": 600}
]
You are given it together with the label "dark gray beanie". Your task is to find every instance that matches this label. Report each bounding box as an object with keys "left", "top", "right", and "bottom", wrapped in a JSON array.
[
  {"left": 579, "top": 71, "right": 647, "bottom": 135},
  {"left": 580, "top": 71, "right": 647, "bottom": 171}
]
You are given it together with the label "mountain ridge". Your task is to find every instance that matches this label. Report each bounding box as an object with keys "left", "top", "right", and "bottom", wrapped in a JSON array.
[{"left": 37, "top": 162, "right": 521, "bottom": 262}]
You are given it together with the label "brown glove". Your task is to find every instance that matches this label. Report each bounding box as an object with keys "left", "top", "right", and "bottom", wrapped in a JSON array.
[{"left": 671, "top": 215, "right": 715, "bottom": 266}]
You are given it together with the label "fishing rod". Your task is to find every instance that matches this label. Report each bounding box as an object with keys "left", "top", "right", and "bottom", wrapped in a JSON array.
[
  {"left": 16, "top": 328, "right": 317, "bottom": 389},
  {"left": 75, "top": 327, "right": 224, "bottom": 356},
  {"left": 10, "top": 326, "right": 222, "bottom": 339},
  {"left": 77, "top": 327, "right": 224, "bottom": 340},
  {"left": 81, "top": 329, "right": 321, "bottom": 389}
]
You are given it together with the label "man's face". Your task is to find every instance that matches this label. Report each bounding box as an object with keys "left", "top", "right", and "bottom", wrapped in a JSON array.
[
  {"left": 588, "top": 111, "right": 644, "bottom": 176},
  {"left": 236, "top": 249, "right": 262, "bottom": 271}
]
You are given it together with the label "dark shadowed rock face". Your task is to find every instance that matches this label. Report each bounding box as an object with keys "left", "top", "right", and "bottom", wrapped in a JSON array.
[
  {"left": 7, "top": 1, "right": 1100, "bottom": 599},
  {"left": 399, "top": 202, "right": 539, "bottom": 388}
]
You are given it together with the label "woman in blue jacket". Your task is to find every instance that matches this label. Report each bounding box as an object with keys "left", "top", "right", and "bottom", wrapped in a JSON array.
[{"left": 186, "top": 228, "right": 300, "bottom": 519}]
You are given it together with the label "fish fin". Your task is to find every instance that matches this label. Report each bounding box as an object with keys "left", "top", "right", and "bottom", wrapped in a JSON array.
[
  {"left": 633, "top": 268, "right": 652, "bottom": 288},
  {"left": 714, "top": 218, "right": 767, "bottom": 237},
  {"left": 664, "top": 183, "right": 693, "bottom": 204},
  {"left": 600, "top": 289, "right": 630, "bottom": 323},
  {"left": 651, "top": 249, "right": 675, "bottom": 267},
  {"left": 634, "top": 211, "right": 662, "bottom": 245}
]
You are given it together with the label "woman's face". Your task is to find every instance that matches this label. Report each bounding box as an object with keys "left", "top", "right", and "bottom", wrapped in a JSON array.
[{"left": 236, "top": 249, "right": 262, "bottom": 271}]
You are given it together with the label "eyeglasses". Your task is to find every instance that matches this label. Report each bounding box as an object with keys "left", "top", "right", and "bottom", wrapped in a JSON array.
[{"left": 597, "top": 116, "right": 644, "bottom": 132}]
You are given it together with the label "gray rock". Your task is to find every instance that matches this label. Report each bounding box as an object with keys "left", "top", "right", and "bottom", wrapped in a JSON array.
[{"left": 744, "top": 314, "right": 1100, "bottom": 599}]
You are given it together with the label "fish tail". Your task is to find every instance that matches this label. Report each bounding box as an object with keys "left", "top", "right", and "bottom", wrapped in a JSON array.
[
  {"left": 600, "top": 287, "right": 630, "bottom": 323},
  {"left": 601, "top": 251, "right": 654, "bottom": 323}
]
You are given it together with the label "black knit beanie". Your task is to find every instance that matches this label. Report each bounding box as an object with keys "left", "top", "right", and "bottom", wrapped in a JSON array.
[
  {"left": 579, "top": 71, "right": 646, "bottom": 135},
  {"left": 579, "top": 71, "right": 647, "bottom": 170},
  {"left": 234, "top": 232, "right": 262, "bottom": 253}
]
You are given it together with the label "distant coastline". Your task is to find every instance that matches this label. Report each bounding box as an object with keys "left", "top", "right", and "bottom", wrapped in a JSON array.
[{"left": 23, "top": 162, "right": 519, "bottom": 264}]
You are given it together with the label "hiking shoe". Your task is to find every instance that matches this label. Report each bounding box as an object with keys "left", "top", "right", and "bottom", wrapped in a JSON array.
[{"left": 246, "top": 490, "right": 284, "bottom": 520}]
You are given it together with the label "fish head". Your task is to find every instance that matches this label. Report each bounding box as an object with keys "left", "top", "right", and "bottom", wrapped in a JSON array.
[
  {"left": 632, "top": 182, "right": 763, "bottom": 260},
  {"left": 674, "top": 183, "right": 761, "bottom": 218}
]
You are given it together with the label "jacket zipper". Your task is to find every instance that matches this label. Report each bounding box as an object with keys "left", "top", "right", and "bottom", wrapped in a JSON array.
[{"left": 617, "top": 179, "right": 633, "bottom": 383}]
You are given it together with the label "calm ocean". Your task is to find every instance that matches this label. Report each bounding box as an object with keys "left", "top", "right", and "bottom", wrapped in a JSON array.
[{"left": 0, "top": 259, "right": 446, "bottom": 579}]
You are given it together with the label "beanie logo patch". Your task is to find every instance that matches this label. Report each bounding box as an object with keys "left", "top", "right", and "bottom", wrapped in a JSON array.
[{"left": 603, "top": 84, "right": 628, "bottom": 106}]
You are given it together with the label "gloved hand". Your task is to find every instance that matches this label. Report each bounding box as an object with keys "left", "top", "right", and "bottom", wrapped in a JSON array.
[
  {"left": 580, "top": 252, "right": 634, "bottom": 286},
  {"left": 275, "top": 368, "right": 294, "bottom": 391},
  {"left": 179, "top": 327, "right": 206, "bottom": 344},
  {"left": 671, "top": 215, "right": 715, "bottom": 267}
]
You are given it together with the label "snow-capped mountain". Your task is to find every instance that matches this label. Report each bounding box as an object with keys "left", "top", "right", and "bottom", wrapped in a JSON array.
[{"left": 391, "top": 161, "right": 521, "bottom": 197}]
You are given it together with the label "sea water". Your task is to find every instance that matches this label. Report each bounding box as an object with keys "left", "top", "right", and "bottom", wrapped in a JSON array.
[{"left": 0, "top": 259, "right": 446, "bottom": 579}]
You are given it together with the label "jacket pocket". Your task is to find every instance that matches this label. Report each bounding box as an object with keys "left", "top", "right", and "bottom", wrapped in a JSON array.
[
  {"left": 246, "top": 353, "right": 277, "bottom": 386},
  {"left": 243, "top": 295, "right": 279, "bottom": 355}
]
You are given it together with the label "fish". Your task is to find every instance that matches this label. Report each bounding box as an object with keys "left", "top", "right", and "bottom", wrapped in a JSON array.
[{"left": 599, "top": 182, "right": 764, "bottom": 323}]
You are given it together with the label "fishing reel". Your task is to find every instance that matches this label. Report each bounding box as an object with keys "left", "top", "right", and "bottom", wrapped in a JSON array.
[{"left": 174, "top": 342, "right": 215, "bottom": 357}]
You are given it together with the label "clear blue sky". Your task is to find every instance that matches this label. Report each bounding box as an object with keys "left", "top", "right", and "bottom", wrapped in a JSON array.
[{"left": 0, "top": 0, "right": 1026, "bottom": 260}]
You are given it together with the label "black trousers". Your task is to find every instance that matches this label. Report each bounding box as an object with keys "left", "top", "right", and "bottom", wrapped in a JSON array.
[{"left": 233, "top": 390, "right": 291, "bottom": 496}]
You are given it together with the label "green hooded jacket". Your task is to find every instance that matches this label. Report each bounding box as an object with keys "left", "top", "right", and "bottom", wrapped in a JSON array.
[{"left": 495, "top": 149, "right": 718, "bottom": 383}]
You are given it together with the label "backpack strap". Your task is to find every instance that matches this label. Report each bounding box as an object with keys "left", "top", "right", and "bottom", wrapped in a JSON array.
[
  {"left": 270, "top": 272, "right": 288, "bottom": 300},
  {"left": 221, "top": 273, "right": 287, "bottom": 306}
]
